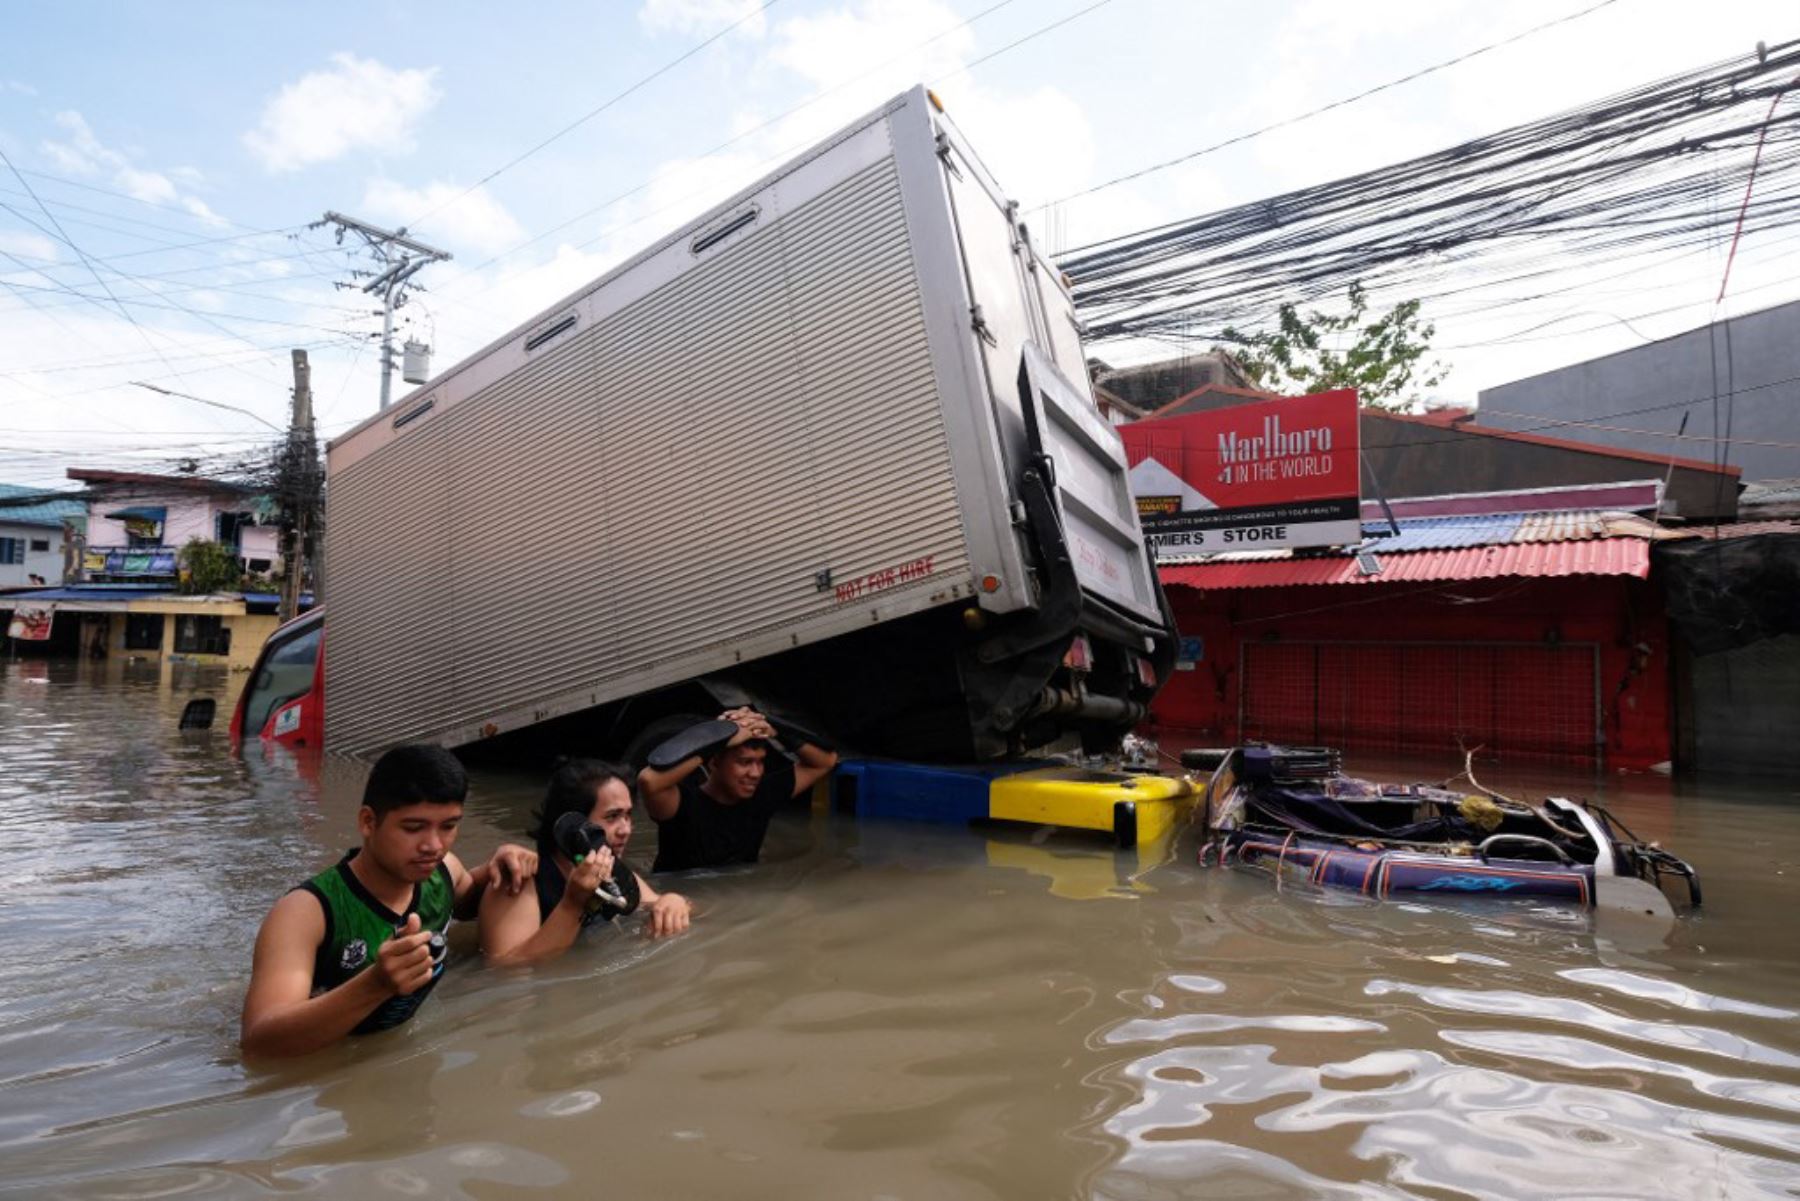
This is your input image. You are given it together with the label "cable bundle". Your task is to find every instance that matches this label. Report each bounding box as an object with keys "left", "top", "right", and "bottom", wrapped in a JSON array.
[{"left": 1060, "top": 41, "right": 1800, "bottom": 345}]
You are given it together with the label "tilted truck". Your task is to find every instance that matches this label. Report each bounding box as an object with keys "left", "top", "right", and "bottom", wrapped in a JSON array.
[{"left": 319, "top": 86, "right": 1175, "bottom": 763}]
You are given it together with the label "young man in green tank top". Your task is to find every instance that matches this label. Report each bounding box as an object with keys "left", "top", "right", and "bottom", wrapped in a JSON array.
[{"left": 240, "top": 745, "right": 539, "bottom": 1058}]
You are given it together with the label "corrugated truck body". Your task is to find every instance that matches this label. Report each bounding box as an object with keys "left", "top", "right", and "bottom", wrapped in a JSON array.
[{"left": 324, "top": 87, "right": 1173, "bottom": 761}]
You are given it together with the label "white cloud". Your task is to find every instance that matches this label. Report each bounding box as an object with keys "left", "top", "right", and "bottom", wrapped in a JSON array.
[
  {"left": 181, "top": 197, "right": 225, "bottom": 225},
  {"left": 639, "top": 0, "right": 768, "bottom": 38},
  {"left": 37, "top": 111, "right": 227, "bottom": 227},
  {"left": 0, "top": 229, "right": 59, "bottom": 262},
  {"left": 936, "top": 83, "right": 1097, "bottom": 215},
  {"left": 243, "top": 53, "right": 441, "bottom": 173},
  {"left": 114, "top": 164, "right": 179, "bottom": 205},
  {"left": 769, "top": 0, "right": 970, "bottom": 88},
  {"left": 40, "top": 110, "right": 107, "bottom": 174},
  {"left": 4, "top": 79, "right": 36, "bottom": 96},
  {"left": 361, "top": 179, "right": 525, "bottom": 256}
]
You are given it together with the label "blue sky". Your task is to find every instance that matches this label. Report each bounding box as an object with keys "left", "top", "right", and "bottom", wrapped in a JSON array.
[{"left": 1, "top": 0, "right": 1792, "bottom": 487}]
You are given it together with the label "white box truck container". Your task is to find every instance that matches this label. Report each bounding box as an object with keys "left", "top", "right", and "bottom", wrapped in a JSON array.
[{"left": 323, "top": 86, "right": 1175, "bottom": 762}]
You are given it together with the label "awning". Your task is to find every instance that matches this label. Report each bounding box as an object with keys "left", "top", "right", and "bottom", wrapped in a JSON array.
[
  {"left": 106, "top": 505, "right": 166, "bottom": 523},
  {"left": 1162, "top": 539, "right": 1651, "bottom": 590}
]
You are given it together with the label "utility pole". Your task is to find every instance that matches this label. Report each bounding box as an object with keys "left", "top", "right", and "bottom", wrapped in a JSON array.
[
  {"left": 314, "top": 211, "right": 451, "bottom": 410},
  {"left": 279, "top": 349, "right": 319, "bottom": 623}
]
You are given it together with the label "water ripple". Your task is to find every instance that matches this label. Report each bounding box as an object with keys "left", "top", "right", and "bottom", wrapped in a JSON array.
[{"left": 1365, "top": 978, "right": 1800, "bottom": 1069}]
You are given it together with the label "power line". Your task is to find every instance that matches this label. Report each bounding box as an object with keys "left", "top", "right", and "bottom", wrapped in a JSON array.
[
  {"left": 8, "top": 165, "right": 269, "bottom": 231},
  {"left": 0, "top": 276, "right": 366, "bottom": 334},
  {"left": 425, "top": 0, "right": 1036, "bottom": 297},
  {"left": 0, "top": 171, "right": 314, "bottom": 400},
  {"left": 406, "top": 1, "right": 783, "bottom": 237},
  {"left": 0, "top": 146, "right": 203, "bottom": 396},
  {"left": 1059, "top": 40, "right": 1800, "bottom": 343},
  {"left": 1034, "top": 0, "right": 1623, "bottom": 214}
]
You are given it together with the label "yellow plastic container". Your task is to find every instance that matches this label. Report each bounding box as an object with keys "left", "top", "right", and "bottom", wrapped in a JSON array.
[{"left": 987, "top": 767, "right": 1198, "bottom": 847}]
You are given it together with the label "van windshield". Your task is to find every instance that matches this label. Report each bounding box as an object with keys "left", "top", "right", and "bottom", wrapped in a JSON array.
[{"left": 242, "top": 621, "right": 320, "bottom": 737}]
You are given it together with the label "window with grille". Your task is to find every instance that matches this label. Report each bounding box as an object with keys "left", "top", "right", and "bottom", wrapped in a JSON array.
[
  {"left": 125, "top": 613, "right": 164, "bottom": 650},
  {"left": 173, "top": 614, "right": 231, "bottom": 656}
]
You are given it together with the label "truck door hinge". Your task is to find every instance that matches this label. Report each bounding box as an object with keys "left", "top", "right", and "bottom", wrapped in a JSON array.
[
  {"left": 935, "top": 132, "right": 963, "bottom": 180},
  {"left": 1005, "top": 200, "right": 1024, "bottom": 252},
  {"left": 970, "top": 304, "right": 998, "bottom": 347}
]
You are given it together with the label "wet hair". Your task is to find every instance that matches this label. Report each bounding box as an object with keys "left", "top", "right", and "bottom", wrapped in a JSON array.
[
  {"left": 362, "top": 744, "right": 468, "bottom": 818},
  {"left": 528, "top": 758, "right": 633, "bottom": 847}
]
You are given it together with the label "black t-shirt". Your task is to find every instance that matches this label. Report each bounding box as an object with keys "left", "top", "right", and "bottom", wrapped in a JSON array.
[{"left": 653, "top": 755, "right": 797, "bottom": 873}]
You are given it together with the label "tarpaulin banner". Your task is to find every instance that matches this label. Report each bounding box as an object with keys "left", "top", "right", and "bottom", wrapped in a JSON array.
[
  {"left": 7, "top": 604, "right": 54, "bottom": 641},
  {"left": 103, "top": 550, "right": 177, "bottom": 576},
  {"left": 1121, "top": 389, "right": 1363, "bottom": 557}
]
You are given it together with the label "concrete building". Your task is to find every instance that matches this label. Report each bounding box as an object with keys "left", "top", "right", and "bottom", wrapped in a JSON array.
[
  {"left": 1089, "top": 351, "right": 1255, "bottom": 414},
  {"left": 1362, "top": 409, "right": 1740, "bottom": 521},
  {"left": 67, "top": 468, "right": 280, "bottom": 583},
  {"left": 1, "top": 584, "right": 283, "bottom": 669},
  {"left": 0, "top": 484, "right": 85, "bottom": 588},
  {"left": 1476, "top": 299, "right": 1800, "bottom": 483}
]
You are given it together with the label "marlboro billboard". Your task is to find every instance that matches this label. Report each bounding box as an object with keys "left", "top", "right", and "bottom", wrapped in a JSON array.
[{"left": 1120, "top": 389, "right": 1362, "bottom": 558}]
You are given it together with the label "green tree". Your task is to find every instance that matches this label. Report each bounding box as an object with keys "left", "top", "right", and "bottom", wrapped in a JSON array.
[
  {"left": 1224, "top": 282, "right": 1446, "bottom": 411},
  {"left": 178, "top": 538, "right": 243, "bottom": 595}
]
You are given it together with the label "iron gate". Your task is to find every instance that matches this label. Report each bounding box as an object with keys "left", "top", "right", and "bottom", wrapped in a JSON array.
[{"left": 1239, "top": 640, "right": 1603, "bottom": 765}]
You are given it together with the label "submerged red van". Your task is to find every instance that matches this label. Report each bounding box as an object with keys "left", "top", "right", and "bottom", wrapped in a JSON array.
[{"left": 229, "top": 607, "right": 324, "bottom": 750}]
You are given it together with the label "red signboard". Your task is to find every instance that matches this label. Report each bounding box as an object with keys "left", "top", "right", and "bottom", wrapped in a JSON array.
[
  {"left": 6, "top": 604, "right": 54, "bottom": 641},
  {"left": 1121, "top": 389, "right": 1363, "bottom": 556}
]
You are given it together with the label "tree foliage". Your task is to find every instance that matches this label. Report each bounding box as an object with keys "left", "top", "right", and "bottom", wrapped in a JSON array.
[
  {"left": 1224, "top": 283, "right": 1446, "bottom": 410},
  {"left": 178, "top": 538, "right": 243, "bottom": 595}
]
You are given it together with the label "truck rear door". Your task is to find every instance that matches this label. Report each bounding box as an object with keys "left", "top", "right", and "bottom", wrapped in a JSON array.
[{"left": 933, "top": 114, "right": 1163, "bottom": 627}]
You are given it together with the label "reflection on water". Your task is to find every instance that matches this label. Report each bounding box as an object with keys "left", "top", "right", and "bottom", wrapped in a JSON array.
[{"left": 1, "top": 659, "right": 1798, "bottom": 1199}]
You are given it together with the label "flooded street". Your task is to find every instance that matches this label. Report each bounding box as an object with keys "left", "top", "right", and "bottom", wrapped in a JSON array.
[{"left": 2, "top": 660, "right": 1798, "bottom": 1200}]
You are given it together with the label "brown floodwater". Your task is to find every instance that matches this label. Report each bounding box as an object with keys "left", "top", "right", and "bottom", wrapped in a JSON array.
[{"left": 2, "top": 657, "right": 1798, "bottom": 1199}]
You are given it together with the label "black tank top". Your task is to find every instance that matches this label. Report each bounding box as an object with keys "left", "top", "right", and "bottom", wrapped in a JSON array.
[{"left": 532, "top": 840, "right": 640, "bottom": 927}]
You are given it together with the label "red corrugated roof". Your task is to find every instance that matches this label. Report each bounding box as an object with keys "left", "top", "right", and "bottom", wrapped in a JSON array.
[{"left": 1162, "top": 539, "right": 1650, "bottom": 590}]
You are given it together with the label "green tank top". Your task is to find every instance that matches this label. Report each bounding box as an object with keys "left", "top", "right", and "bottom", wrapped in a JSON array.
[{"left": 297, "top": 850, "right": 454, "bottom": 1035}]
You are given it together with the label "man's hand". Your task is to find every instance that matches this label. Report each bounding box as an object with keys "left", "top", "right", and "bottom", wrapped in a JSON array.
[
  {"left": 557, "top": 847, "right": 614, "bottom": 912},
  {"left": 644, "top": 891, "right": 691, "bottom": 939},
  {"left": 374, "top": 914, "right": 437, "bottom": 997},
  {"left": 487, "top": 845, "right": 538, "bottom": 896},
  {"left": 720, "top": 707, "right": 775, "bottom": 745}
]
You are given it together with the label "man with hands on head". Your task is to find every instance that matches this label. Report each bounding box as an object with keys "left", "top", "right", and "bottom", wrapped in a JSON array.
[
  {"left": 239, "top": 744, "right": 538, "bottom": 1058},
  {"left": 637, "top": 707, "right": 839, "bottom": 873},
  {"left": 480, "top": 759, "right": 692, "bottom": 965}
]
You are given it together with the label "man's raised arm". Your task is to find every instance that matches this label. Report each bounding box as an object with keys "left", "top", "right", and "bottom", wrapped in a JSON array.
[{"left": 636, "top": 715, "right": 757, "bottom": 820}]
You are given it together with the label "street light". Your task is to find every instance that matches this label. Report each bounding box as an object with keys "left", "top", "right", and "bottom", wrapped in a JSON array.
[{"left": 128, "top": 382, "right": 285, "bottom": 433}]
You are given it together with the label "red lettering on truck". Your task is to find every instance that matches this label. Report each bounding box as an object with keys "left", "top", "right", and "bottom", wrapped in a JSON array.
[{"left": 834, "top": 554, "right": 935, "bottom": 603}]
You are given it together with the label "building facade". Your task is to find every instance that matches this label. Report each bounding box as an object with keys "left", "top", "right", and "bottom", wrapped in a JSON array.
[
  {"left": 1477, "top": 299, "right": 1800, "bottom": 483},
  {"left": 1, "top": 585, "right": 281, "bottom": 670},
  {"left": 0, "top": 484, "right": 84, "bottom": 589},
  {"left": 66, "top": 469, "right": 280, "bottom": 584}
]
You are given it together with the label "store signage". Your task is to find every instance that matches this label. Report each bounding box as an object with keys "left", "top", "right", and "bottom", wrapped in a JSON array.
[{"left": 1121, "top": 389, "right": 1363, "bottom": 557}]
